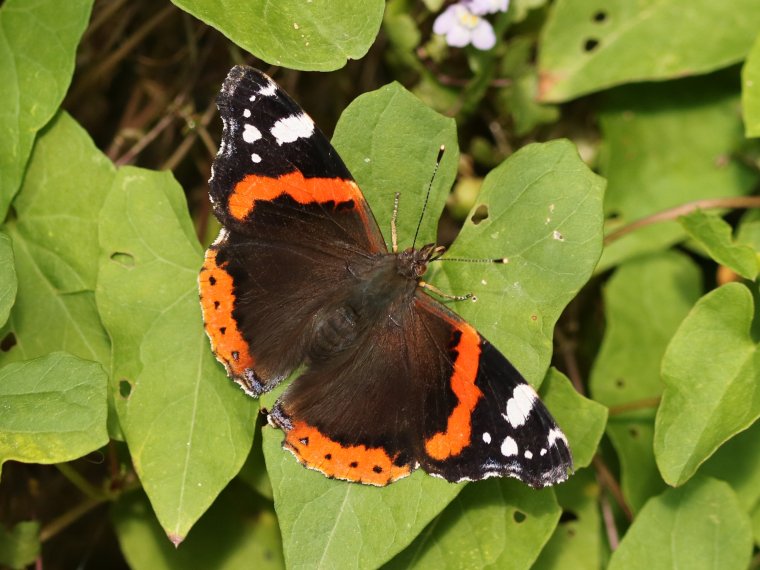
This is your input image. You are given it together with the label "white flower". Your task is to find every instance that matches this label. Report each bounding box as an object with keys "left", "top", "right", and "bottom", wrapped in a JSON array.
[
  {"left": 433, "top": 3, "right": 497, "bottom": 50},
  {"left": 467, "top": 0, "right": 510, "bottom": 15}
]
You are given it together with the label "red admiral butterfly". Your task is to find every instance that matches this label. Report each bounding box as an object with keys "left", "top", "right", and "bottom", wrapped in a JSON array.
[{"left": 199, "top": 65, "right": 573, "bottom": 487}]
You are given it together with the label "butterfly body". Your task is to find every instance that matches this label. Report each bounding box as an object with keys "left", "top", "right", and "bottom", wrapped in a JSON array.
[{"left": 199, "top": 65, "right": 573, "bottom": 488}]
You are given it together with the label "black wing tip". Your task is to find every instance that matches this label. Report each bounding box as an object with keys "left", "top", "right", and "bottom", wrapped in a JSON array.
[{"left": 218, "top": 65, "right": 273, "bottom": 105}]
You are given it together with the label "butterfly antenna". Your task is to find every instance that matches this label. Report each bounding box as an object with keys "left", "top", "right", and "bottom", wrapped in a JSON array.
[{"left": 412, "top": 145, "right": 446, "bottom": 249}]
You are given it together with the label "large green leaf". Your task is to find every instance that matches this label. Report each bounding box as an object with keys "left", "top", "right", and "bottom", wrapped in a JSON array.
[
  {"left": 97, "top": 167, "right": 257, "bottom": 543},
  {"left": 112, "top": 483, "right": 283, "bottom": 570},
  {"left": 742, "top": 33, "right": 760, "bottom": 137},
  {"left": 385, "top": 479, "right": 561, "bottom": 570},
  {"left": 655, "top": 283, "right": 760, "bottom": 486},
  {"left": 0, "top": 231, "right": 16, "bottom": 327},
  {"left": 0, "top": 112, "right": 111, "bottom": 369},
  {"left": 608, "top": 477, "right": 752, "bottom": 570},
  {"left": 0, "top": 352, "right": 108, "bottom": 473},
  {"left": 172, "top": 0, "right": 383, "bottom": 71},
  {"left": 438, "top": 139, "right": 605, "bottom": 384},
  {"left": 539, "top": 0, "right": 760, "bottom": 102},
  {"left": 597, "top": 74, "right": 755, "bottom": 270},
  {"left": 679, "top": 210, "right": 759, "bottom": 280},
  {"left": 590, "top": 252, "right": 701, "bottom": 510},
  {"left": 0, "top": 0, "right": 93, "bottom": 220}
]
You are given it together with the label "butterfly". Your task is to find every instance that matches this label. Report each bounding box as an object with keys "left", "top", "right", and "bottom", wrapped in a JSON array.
[{"left": 199, "top": 65, "right": 573, "bottom": 487}]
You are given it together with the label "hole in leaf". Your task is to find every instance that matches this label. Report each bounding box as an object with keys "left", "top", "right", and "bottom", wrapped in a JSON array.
[
  {"left": 119, "top": 379, "right": 133, "bottom": 399},
  {"left": 560, "top": 510, "right": 579, "bottom": 523},
  {"left": 0, "top": 332, "right": 16, "bottom": 352},
  {"left": 584, "top": 38, "right": 600, "bottom": 52},
  {"left": 592, "top": 10, "right": 607, "bottom": 22},
  {"left": 513, "top": 510, "right": 526, "bottom": 523},
  {"left": 471, "top": 204, "right": 489, "bottom": 225},
  {"left": 111, "top": 252, "right": 135, "bottom": 267},
  {"left": 628, "top": 426, "right": 640, "bottom": 439},
  {"left": 615, "top": 378, "right": 625, "bottom": 389}
]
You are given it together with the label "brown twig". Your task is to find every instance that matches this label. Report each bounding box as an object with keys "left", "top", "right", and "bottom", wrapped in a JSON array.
[
  {"left": 604, "top": 196, "right": 760, "bottom": 245},
  {"left": 553, "top": 326, "right": 586, "bottom": 396},
  {"left": 593, "top": 455, "right": 633, "bottom": 522},
  {"left": 598, "top": 489, "right": 620, "bottom": 550},
  {"left": 114, "top": 94, "right": 186, "bottom": 166}
]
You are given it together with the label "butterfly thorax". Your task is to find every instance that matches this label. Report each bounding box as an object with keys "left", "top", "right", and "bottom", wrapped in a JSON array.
[{"left": 395, "top": 243, "right": 444, "bottom": 280}]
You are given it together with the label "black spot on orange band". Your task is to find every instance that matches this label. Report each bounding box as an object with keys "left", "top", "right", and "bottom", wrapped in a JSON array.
[
  {"left": 283, "top": 421, "right": 412, "bottom": 486},
  {"left": 199, "top": 247, "right": 254, "bottom": 377}
]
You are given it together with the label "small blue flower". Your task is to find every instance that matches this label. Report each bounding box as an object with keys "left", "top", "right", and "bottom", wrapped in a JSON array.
[{"left": 433, "top": 2, "right": 497, "bottom": 50}]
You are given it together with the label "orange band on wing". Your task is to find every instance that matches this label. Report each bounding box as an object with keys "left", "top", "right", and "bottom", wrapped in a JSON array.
[
  {"left": 199, "top": 247, "right": 254, "bottom": 376},
  {"left": 424, "top": 324, "right": 483, "bottom": 461},
  {"left": 283, "top": 421, "right": 412, "bottom": 486},
  {"left": 228, "top": 171, "right": 362, "bottom": 221}
]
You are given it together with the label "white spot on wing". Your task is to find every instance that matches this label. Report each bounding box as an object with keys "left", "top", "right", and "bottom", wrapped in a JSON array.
[
  {"left": 482, "top": 432, "right": 491, "bottom": 444},
  {"left": 501, "top": 436, "right": 518, "bottom": 457},
  {"left": 258, "top": 81, "right": 277, "bottom": 97},
  {"left": 251, "top": 153, "right": 261, "bottom": 163},
  {"left": 548, "top": 428, "right": 568, "bottom": 447},
  {"left": 505, "top": 384, "right": 538, "bottom": 428},
  {"left": 242, "top": 124, "right": 262, "bottom": 144},
  {"left": 524, "top": 450, "right": 533, "bottom": 459},
  {"left": 540, "top": 448, "right": 547, "bottom": 456},
  {"left": 243, "top": 108, "right": 251, "bottom": 118},
  {"left": 271, "top": 113, "right": 315, "bottom": 145},
  {"left": 249, "top": 94, "right": 256, "bottom": 102}
]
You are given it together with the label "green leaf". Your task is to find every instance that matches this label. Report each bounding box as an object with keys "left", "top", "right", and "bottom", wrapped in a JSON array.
[
  {"left": 539, "top": 369, "right": 607, "bottom": 470},
  {"left": 590, "top": 252, "right": 701, "bottom": 510},
  {"left": 597, "top": 74, "right": 755, "bottom": 271},
  {"left": 742, "top": 33, "right": 760, "bottom": 137},
  {"left": 438, "top": 139, "right": 605, "bottom": 385},
  {"left": 0, "top": 0, "right": 93, "bottom": 220},
  {"left": 752, "top": 502, "right": 760, "bottom": 546},
  {"left": 172, "top": 0, "right": 383, "bottom": 71},
  {"left": 264, "top": 428, "right": 460, "bottom": 570},
  {"left": 0, "top": 352, "right": 108, "bottom": 473},
  {"left": 0, "top": 231, "right": 16, "bottom": 327},
  {"left": 539, "top": 0, "right": 760, "bottom": 102},
  {"left": 679, "top": 210, "right": 759, "bottom": 280},
  {"left": 112, "top": 483, "right": 283, "bottom": 570},
  {"left": 385, "top": 478, "right": 561, "bottom": 570},
  {"left": 608, "top": 477, "right": 753, "bottom": 570},
  {"left": 655, "top": 283, "right": 760, "bottom": 486},
  {"left": 533, "top": 469, "right": 603, "bottom": 570},
  {"left": 97, "top": 166, "right": 256, "bottom": 543},
  {"left": 700, "top": 419, "right": 760, "bottom": 510},
  {"left": 332, "top": 81, "right": 459, "bottom": 250},
  {"left": 0, "top": 112, "right": 112, "bottom": 369},
  {"left": 0, "top": 521, "right": 39, "bottom": 570}
]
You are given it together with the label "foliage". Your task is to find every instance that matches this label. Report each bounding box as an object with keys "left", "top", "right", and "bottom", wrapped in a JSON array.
[{"left": 1, "top": 0, "right": 759, "bottom": 568}]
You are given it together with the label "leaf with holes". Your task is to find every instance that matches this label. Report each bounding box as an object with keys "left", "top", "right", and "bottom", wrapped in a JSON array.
[
  {"left": 385, "top": 478, "right": 560, "bottom": 569},
  {"left": 679, "top": 210, "right": 759, "bottom": 280},
  {"left": 655, "top": 283, "right": 760, "bottom": 487},
  {"left": 172, "top": 0, "right": 383, "bottom": 71},
  {"left": 597, "top": 75, "right": 754, "bottom": 271},
  {"left": 0, "top": 352, "right": 108, "bottom": 474},
  {"left": 539, "top": 0, "right": 760, "bottom": 102},
  {"left": 112, "top": 482, "right": 283, "bottom": 570},
  {"left": 533, "top": 469, "right": 603, "bottom": 569},
  {"left": 436, "top": 139, "right": 605, "bottom": 385},
  {"left": 0, "top": 112, "right": 111, "bottom": 374},
  {"left": 97, "top": 166, "right": 257, "bottom": 543},
  {"left": 0, "top": 232, "right": 16, "bottom": 328},
  {"left": 0, "top": 521, "right": 39, "bottom": 569},
  {"left": 608, "top": 477, "right": 753, "bottom": 570},
  {"left": 590, "top": 252, "right": 701, "bottom": 510},
  {"left": 0, "top": 0, "right": 93, "bottom": 220},
  {"left": 742, "top": 33, "right": 760, "bottom": 137}
]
